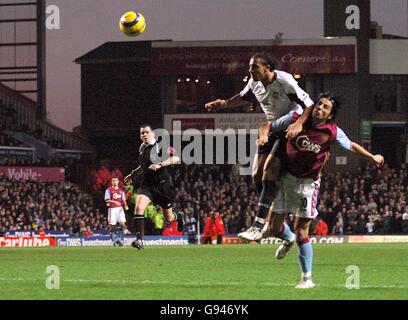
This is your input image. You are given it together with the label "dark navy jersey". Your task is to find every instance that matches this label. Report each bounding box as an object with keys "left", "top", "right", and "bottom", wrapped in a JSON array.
[{"left": 138, "top": 140, "right": 170, "bottom": 186}]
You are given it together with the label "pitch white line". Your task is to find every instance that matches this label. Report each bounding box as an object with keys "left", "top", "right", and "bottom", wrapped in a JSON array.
[{"left": 0, "top": 277, "right": 407, "bottom": 289}]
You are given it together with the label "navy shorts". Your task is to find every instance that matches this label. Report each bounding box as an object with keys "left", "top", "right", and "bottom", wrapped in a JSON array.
[
  {"left": 139, "top": 181, "right": 175, "bottom": 209},
  {"left": 257, "top": 131, "right": 282, "bottom": 155}
]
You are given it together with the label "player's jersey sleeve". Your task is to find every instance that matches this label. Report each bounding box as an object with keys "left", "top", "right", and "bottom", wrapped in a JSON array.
[
  {"left": 278, "top": 71, "right": 314, "bottom": 108},
  {"left": 335, "top": 127, "right": 352, "bottom": 150},
  {"left": 121, "top": 191, "right": 126, "bottom": 202},
  {"left": 239, "top": 79, "right": 256, "bottom": 102},
  {"left": 271, "top": 111, "right": 295, "bottom": 132},
  {"left": 104, "top": 189, "right": 111, "bottom": 201}
]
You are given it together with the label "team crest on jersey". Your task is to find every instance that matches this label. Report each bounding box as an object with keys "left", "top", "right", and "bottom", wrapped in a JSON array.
[{"left": 295, "top": 135, "right": 321, "bottom": 153}]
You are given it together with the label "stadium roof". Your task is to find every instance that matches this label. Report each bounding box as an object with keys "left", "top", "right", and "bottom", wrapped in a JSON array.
[{"left": 74, "top": 41, "right": 154, "bottom": 64}]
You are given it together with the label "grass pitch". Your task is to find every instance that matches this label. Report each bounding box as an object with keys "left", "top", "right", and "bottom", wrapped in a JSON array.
[{"left": 0, "top": 244, "right": 407, "bottom": 300}]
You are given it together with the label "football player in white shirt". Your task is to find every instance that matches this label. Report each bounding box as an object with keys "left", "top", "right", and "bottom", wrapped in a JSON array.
[{"left": 205, "top": 52, "right": 314, "bottom": 241}]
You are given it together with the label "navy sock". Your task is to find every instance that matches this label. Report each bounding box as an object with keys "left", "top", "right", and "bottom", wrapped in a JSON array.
[
  {"left": 133, "top": 215, "right": 144, "bottom": 240},
  {"left": 253, "top": 180, "right": 278, "bottom": 229}
]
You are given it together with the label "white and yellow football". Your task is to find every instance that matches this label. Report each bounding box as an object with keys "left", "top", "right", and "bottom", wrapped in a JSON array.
[{"left": 119, "top": 11, "right": 146, "bottom": 37}]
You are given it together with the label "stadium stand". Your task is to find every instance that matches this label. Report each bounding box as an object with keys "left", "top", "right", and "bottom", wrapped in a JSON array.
[
  {"left": 82, "top": 161, "right": 408, "bottom": 236},
  {"left": 0, "top": 173, "right": 106, "bottom": 235},
  {"left": 1, "top": 160, "right": 408, "bottom": 236}
]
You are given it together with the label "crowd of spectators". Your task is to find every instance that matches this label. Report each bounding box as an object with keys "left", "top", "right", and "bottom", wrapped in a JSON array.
[
  {"left": 0, "top": 101, "right": 67, "bottom": 149},
  {"left": 317, "top": 162, "right": 408, "bottom": 235},
  {"left": 0, "top": 173, "right": 107, "bottom": 235},
  {"left": 0, "top": 101, "right": 28, "bottom": 147},
  {"left": 170, "top": 162, "right": 408, "bottom": 236},
  {"left": 0, "top": 130, "right": 28, "bottom": 148}
]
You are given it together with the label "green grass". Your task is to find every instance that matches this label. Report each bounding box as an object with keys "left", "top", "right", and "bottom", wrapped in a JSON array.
[{"left": 0, "top": 244, "right": 407, "bottom": 300}]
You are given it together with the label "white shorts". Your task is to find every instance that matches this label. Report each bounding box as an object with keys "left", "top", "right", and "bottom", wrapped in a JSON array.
[
  {"left": 273, "top": 172, "right": 320, "bottom": 219},
  {"left": 108, "top": 207, "right": 126, "bottom": 225}
]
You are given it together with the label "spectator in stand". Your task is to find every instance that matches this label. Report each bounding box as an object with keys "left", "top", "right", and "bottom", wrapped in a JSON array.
[
  {"left": 214, "top": 212, "right": 225, "bottom": 244},
  {"left": 366, "top": 216, "right": 375, "bottom": 235},
  {"left": 162, "top": 221, "right": 182, "bottom": 236},
  {"left": 356, "top": 214, "right": 367, "bottom": 234},
  {"left": 402, "top": 207, "right": 408, "bottom": 234},
  {"left": 314, "top": 217, "right": 328, "bottom": 236},
  {"left": 202, "top": 212, "right": 215, "bottom": 244},
  {"left": 84, "top": 226, "right": 92, "bottom": 237}
]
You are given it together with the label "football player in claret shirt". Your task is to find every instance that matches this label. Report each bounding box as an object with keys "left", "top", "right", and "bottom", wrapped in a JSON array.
[
  {"left": 264, "top": 92, "right": 384, "bottom": 289},
  {"left": 124, "top": 124, "right": 184, "bottom": 250},
  {"left": 205, "top": 52, "right": 314, "bottom": 242},
  {"left": 105, "top": 176, "right": 129, "bottom": 246}
]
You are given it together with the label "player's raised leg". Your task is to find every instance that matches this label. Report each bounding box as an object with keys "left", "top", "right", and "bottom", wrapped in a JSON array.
[
  {"left": 239, "top": 144, "right": 281, "bottom": 241},
  {"left": 252, "top": 152, "right": 267, "bottom": 195},
  {"left": 132, "top": 194, "right": 151, "bottom": 250},
  {"left": 268, "top": 178, "right": 296, "bottom": 259},
  {"left": 294, "top": 217, "right": 315, "bottom": 289},
  {"left": 269, "top": 212, "right": 295, "bottom": 259},
  {"left": 163, "top": 207, "right": 185, "bottom": 232}
]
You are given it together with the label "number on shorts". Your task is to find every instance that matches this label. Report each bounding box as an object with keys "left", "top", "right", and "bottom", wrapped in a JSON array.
[{"left": 300, "top": 197, "right": 308, "bottom": 209}]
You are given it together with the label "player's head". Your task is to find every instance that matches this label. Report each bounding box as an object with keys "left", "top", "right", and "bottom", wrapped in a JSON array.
[
  {"left": 140, "top": 124, "right": 154, "bottom": 144},
  {"left": 111, "top": 176, "right": 120, "bottom": 187},
  {"left": 313, "top": 92, "right": 341, "bottom": 122},
  {"left": 249, "top": 52, "right": 279, "bottom": 81}
]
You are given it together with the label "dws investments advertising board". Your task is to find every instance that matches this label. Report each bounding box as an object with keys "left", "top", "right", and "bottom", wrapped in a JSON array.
[{"left": 57, "top": 236, "right": 190, "bottom": 247}]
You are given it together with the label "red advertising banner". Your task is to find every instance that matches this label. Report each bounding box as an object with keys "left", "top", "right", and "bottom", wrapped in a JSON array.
[
  {"left": 0, "top": 237, "right": 56, "bottom": 248},
  {"left": 152, "top": 45, "right": 356, "bottom": 75},
  {"left": 0, "top": 166, "right": 65, "bottom": 182}
]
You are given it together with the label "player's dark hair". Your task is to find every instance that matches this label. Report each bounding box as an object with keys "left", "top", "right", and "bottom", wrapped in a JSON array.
[
  {"left": 317, "top": 91, "right": 342, "bottom": 120},
  {"left": 140, "top": 124, "right": 153, "bottom": 130},
  {"left": 251, "top": 52, "right": 279, "bottom": 70},
  {"left": 111, "top": 176, "right": 120, "bottom": 180}
]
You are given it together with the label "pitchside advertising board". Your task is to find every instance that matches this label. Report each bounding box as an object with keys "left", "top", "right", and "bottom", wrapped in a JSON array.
[
  {"left": 57, "top": 236, "right": 190, "bottom": 247},
  {"left": 0, "top": 236, "right": 189, "bottom": 247},
  {"left": 223, "top": 235, "right": 408, "bottom": 245},
  {"left": 2, "top": 235, "right": 408, "bottom": 247},
  {"left": 0, "top": 237, "right": 56, "bottom": 248},
  {"left": 5, "top": 230, "right": 109, "bottom": 237}
]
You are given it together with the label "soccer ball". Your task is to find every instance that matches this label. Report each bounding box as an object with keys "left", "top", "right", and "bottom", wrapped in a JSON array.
[{"left": 119, "top": 11, "right": 146, "bottom": 37}]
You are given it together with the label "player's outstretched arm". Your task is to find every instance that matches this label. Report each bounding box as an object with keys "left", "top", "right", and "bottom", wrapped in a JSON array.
[
  {"left": 286, "top": 105, "right": 313, "bottom": 138},
  {"left": 148, "top": 155, "right": 181, "bottom": 171},
  {"left": 205, "top": 94, "right": 247, "bottom": 112},
  {"left": 349, "top": 142, "right": 384, "bottom": 166},
  {"left": 124, "top": 165, "right": 141, "bottom": 185},
  {"left": 283, "top": 74, "right": 314, "bottom": 139}
]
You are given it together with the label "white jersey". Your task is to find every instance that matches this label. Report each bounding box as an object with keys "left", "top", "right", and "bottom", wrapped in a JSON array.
[{"left": 240, "top": 70, "right": 314, "bottom": 121}]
